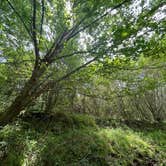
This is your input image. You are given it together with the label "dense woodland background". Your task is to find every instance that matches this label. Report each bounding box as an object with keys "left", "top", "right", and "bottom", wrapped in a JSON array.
[{"left": 0, "top": 0, "right": 166, "bottom": 165}]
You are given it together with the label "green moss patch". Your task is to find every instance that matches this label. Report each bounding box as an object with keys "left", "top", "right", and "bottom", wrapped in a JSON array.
[{"left": 0, "top": 114, "right": 165, "bottom": 166}]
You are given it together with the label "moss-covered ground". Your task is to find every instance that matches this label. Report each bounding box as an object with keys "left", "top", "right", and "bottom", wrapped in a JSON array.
[{"left": 0, "top": 112, "right": 165, "bottom": 166}]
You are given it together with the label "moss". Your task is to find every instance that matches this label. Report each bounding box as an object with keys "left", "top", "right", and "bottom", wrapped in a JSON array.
[
  {"left": 0, "top": 115, "right": 165, "bottom": 166},
  {"left": 97, "top": 128, "right": 157, "bottom": 165}
]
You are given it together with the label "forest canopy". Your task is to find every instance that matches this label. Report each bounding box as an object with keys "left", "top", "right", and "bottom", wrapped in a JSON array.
[{"left": 0, "top": 0, "right": 166, "bottom": 124}]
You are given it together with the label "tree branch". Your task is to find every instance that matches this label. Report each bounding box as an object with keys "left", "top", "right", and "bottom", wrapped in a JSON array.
[
  {"left": 32, "top": 0, "right": 40, "bottom": 66},
  {"left": 33, "top": 56, "right": 99, "bottom": 96},
  {"left": 67, "top": 0, "right": 130, "bottom": 40},
  {"left": 43, "top": 0, "right": 130, "bottom": 63},
  {"left": 56, "top": 56, "right": 99, "bottom": 83},
  {"left": 40, "top": 0, "right": 45, "bottom": 35},
  {"left": 6, "top": 0, "right": 32, "bottom": 39},
  {"left": 54, "top": 48, "right": 97, "bottom": 61}
]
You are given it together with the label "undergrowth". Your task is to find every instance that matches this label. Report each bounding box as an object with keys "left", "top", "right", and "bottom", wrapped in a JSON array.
[{"left": 0, "top": 112, "right": 165, "bottom": 166}]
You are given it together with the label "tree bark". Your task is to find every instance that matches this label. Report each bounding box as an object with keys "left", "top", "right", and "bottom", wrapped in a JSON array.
[{"left": 0, "top": 66, "right": 45, "bottom": 126}]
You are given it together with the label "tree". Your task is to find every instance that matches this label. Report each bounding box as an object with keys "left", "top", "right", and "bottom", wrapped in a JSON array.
[{"left": 0, "top": 0, "right": 165, "bottom": 125}]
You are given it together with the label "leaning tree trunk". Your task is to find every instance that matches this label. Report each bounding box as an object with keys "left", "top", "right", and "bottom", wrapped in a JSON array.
[
  {"left": 0, "top": 32, "right": 67, "bottom": 126},
  {"left": 0, "top": 66, "right": 45, "bottom": 126}
]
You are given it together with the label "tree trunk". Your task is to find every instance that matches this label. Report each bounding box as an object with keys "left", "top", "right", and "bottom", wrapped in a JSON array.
[
  {"left": 0, "top": 95, "right": 31, "bottom": 126},
  {"left": 0, "top": 67, "right": 45, "bottom": 126}
]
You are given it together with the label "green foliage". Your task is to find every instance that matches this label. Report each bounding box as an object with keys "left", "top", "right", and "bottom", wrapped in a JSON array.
[
  {"left": 0, "top": 0, "right": 165, "bottom": 164},
  {"left": 0, "top": 115, "right": 165, "bottom": 166},
  {"left": 19, "top": 111, "right": 97, "bottom": 133},
  {"left": 141, "top": 128, "right": 166, "bottom": 152},
  {"left": 0, "top": 0, "right": 165, "bottom": 121}
]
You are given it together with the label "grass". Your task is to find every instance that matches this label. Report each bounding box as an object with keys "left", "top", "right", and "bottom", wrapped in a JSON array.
[{"left": 0, "top": 112, "right": 165, "bottom": 166}]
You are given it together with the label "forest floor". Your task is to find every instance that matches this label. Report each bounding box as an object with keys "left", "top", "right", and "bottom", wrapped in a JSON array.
[{"left": 0, "top": 111, "right": 165, "bottom": 166}]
